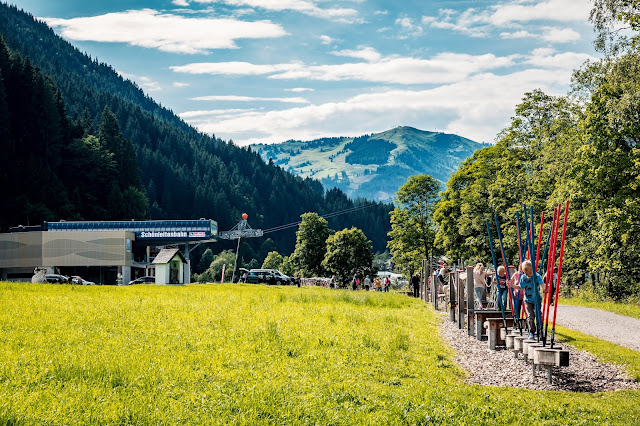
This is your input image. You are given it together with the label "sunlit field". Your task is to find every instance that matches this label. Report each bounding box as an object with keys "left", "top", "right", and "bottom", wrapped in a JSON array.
[{"left": 0, "top": 282, "right": 638, "bottom": 425}]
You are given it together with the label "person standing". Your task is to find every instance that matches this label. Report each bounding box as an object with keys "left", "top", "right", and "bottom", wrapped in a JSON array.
[
  {"left": 364, "top": 275, "right": 371, "bottom": 291},
  {"left": 495, "top": 265, "right": 508, "bottom": 312},
  {"left": 411, "top": 273, "right": 420, "bottom": 298},
  {"left": 510, "top": 260, "right": 543, "bottom": 339},
  {"left": 384, "top": 276, "right": 390, "bottom": 292},
  {"left": 473, "top": 263, "right": 489, "bottom": 307}
]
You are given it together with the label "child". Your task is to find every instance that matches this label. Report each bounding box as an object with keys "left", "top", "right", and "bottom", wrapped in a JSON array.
[
  {"left": 510, "top": 260, "right": 543, "bottom": 339},
  {"left": 496, "top": 265, "right": 508, "bottom": 312}
]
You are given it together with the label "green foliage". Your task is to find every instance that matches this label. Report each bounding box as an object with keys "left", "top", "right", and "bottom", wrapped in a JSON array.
[
  {"left": 1, "top": 282, "right": 639, "bottom": 424},
  {"left": 197, "top": 249, "right": 235, "bottom": 283},
  {"left": 0, "top": 35, "right": 149, "bottom": 227},
  {"left": 280, "top": 256, "right": 296, "bottom": 276},
  {"left": 290, "top": 213, "right": 331, "bottom": 277},
  {"left": 344, "top": 137, "right": 395, "bottom": 165},
  {"left": 196, "top": 248, "right": 214, "bottom": 274},
  {"left": 323, "top": 227, "right": 374, "bottom": 286},
  {"left": 388, "top": 175, "right": 439, "bottom": 274},
  {"left": 262, "top": 251, "right": 284, "bottom": 270},
  {"left": 590, "top": 0, "right": 640, "bottom": 54}
]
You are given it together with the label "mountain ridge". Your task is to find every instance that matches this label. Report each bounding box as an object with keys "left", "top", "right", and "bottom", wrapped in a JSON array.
[{"left": 252, "top": 126, "right": 490, "bottom": 201}]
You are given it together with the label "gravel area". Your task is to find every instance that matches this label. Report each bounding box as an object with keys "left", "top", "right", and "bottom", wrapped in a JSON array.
[
  {"left": 438, "top": 314, "right": 640, "bottom": 392},
  {"left": 555, "top": 305, "right": 640, "bottom": 352}
]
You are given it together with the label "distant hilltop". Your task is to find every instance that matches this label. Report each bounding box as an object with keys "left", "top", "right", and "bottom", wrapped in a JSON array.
[{"left": 251, "top": 126, "right": 490, "bottom": 201}]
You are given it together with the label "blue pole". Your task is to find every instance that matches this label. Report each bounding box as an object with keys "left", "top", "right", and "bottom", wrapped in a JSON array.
[
  {"left": 486, "top": 219, "right": 508, "bottom": 330},
  {"left": 530, "top": 205, "right": 542, "bottom": 341},
  {"left": 516, "top": 212, "right": 524, "bottom": 264},
  {"left": 495, "top": 215, "right": 518, "bottom": 334}
]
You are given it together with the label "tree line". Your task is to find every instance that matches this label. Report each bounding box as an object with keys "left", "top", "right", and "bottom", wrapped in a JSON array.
[{"left": 426, "top": 1, "right": 640, "bottom": 300}]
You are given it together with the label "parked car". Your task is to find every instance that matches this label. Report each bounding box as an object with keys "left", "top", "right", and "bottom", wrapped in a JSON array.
[
  {"left": 245, "top": 271, "right": 260, "bottom": 284},
  {"left": 70, "top": 275, "right": 95, "bottom": 285},
  {"left": 128, "top": 276, "right": 156, "bottom": 285},
  {"left": 248, "top": 269, "right": 293, "bottom": 285},
  {"left": 45, "top": 274, "right": 68, "bottom": 284}
]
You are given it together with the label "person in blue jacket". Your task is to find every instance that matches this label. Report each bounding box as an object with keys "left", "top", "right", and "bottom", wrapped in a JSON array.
[{"left": 509, "top": 259, "right": 543, "bottom": 339}]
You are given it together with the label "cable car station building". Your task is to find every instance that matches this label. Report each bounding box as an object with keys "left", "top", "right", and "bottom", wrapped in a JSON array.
[{"left": 0, "top": 219, "right": 217, "bottom": 285}]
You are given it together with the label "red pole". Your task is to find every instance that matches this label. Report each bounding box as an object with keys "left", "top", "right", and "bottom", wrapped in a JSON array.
[
  {"left": 498, "top": 246, "right": 516, "bottom": 317},
  {"left": 551, "top": 201, "right": 569, "bottom": 347},
  {"left": 542, "top": 207, "right": 558, "bottom": 335},
  {"left": 545, "top": 205, "right": 560, "bottom": 326}
]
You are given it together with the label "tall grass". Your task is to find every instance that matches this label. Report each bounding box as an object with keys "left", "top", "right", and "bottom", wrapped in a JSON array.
[{"left": 0, "top": 282, "right": 638, "bottom": 424}]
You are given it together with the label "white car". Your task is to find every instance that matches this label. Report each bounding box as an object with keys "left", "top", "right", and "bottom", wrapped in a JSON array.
[{"left": 71, "top": 276, "right": 95, "bottom": 285}]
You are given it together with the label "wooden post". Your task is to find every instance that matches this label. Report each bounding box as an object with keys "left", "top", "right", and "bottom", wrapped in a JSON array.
[
  {"left": 466, "top": 266, "right": 474, "bottom": 336},
  {"left": 433, "top": 260, "right": 438, "bottom": 311},
  {"left": 449, "top": 269, "right": 457, "bottom": 322},
  {"left": 427, "top": 258, "right": 432, "bottom": 303},
  {"left": 457, "top": 267, "right": 464, "bottom": 329},
  {"left": 423, "top": 259, "right": 428, "bottom": 303}
]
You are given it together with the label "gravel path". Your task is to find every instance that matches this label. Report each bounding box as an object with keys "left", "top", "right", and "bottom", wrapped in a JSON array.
[
  {"left": 554, "top": 305, "right": 640, "bottom": 352},
  {"left": 438, "top": 314, "right": 640, "bottom": 392}
]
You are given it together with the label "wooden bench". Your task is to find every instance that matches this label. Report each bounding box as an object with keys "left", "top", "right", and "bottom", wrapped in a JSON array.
[
  {"left": 484, "top": 317, "right": 515, "bottom": 350},
  {"left": 474, "top": 310, "right": 510, "bottom": 341}
]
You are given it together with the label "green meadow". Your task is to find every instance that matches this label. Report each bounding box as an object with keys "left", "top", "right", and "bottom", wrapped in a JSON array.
[{"left": 0, "top": 283, "right": 638, "bottom": 425}]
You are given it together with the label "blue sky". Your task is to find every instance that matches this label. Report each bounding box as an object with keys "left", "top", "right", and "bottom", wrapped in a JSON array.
[{"left": 9, "top": 0, "right": 598, "bottom": 145}]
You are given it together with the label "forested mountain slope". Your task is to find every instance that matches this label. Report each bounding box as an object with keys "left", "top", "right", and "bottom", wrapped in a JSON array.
[
  {"left": 253, "top": 127, "right": 489, "bottom": 201},
  {"left": 0, "top": 3, "right": 392, "bottom": 257}
]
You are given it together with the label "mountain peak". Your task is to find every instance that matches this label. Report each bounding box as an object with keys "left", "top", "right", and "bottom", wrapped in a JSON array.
[{"left": 252, "top": 127, "right": 488, "bottom": 201}]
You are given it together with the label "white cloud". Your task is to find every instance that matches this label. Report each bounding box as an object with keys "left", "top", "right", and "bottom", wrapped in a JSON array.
[
  {"left": 331, "top": 46, "right": 381, "bottom": 62},
  {"left": 541, "top": 27, "right": 581, "bottom": 43},
  {"left": 179, "top": 108, "right": 256, "bottom": 119},
  {"left": 171, "top": 61, "right": 302, "bottom": 75},
  {"left": 44, "top": 9, "right": 287, "bottom": 54},
  {"left": 172, "top": 0, "right": 190, "bottom": 6},
  {"left": 320, "top": 35, "right": 335, "bottom": 45},
  {"left": 179, "top": 48, "right": 594, "bottom": 145},
  {"left": 374, "top": 10, "right": 388, "bottom": 16},
  {"left": 395, "top": 17, "right": 423, "bottom": 38},
  {"left": 171, "top": 52, "right": 518, "bottom": 84},
  {"left": 173, "top": 82, "right": 190, "bottom": 88},
  {"left": 422, "top": 0, "right": 591, "bottom": 39},
  {"left": 191, "top": 95, "right": 310, "bottom": 103},
  {"left": 500, "top": 30, "right": 536, "bottom": 39},
  {"left": 285, "top": 87, "right": 315, "bottom": 92},
  {"left": 500, "top": 27, "right": 581, "bottom": 43},
  {"left": 190, "top": 0, "right": 360, "bottom": 22}
]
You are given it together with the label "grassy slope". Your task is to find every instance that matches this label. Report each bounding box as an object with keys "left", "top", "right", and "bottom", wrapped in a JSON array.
[
  {"left": 0, "top": 282, "right": 638, "bottom": 425},
  {"left": 254, "top": 127, "right": 484, "bottom": 188}
]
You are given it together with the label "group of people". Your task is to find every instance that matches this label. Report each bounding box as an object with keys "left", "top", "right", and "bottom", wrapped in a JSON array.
[
  {"left": 473, "top": 260, "right": 556, "bottom": 339},
  {"left": 352, "top": 274, "right": 391, "bottom": 292}
]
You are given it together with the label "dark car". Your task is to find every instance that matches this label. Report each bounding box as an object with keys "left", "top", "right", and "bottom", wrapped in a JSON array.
[
  {"left": 45, "top": 274, "right": 68, "bottom": 283},
  {"left": 248, "top": 269, "right": 292, "bottom": 285},
  {"left": 245, "top": 271, "right": 260, "bottom": 284},
  {"left": 129, "top": 276, "right": 156, "bottom": 285}
]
